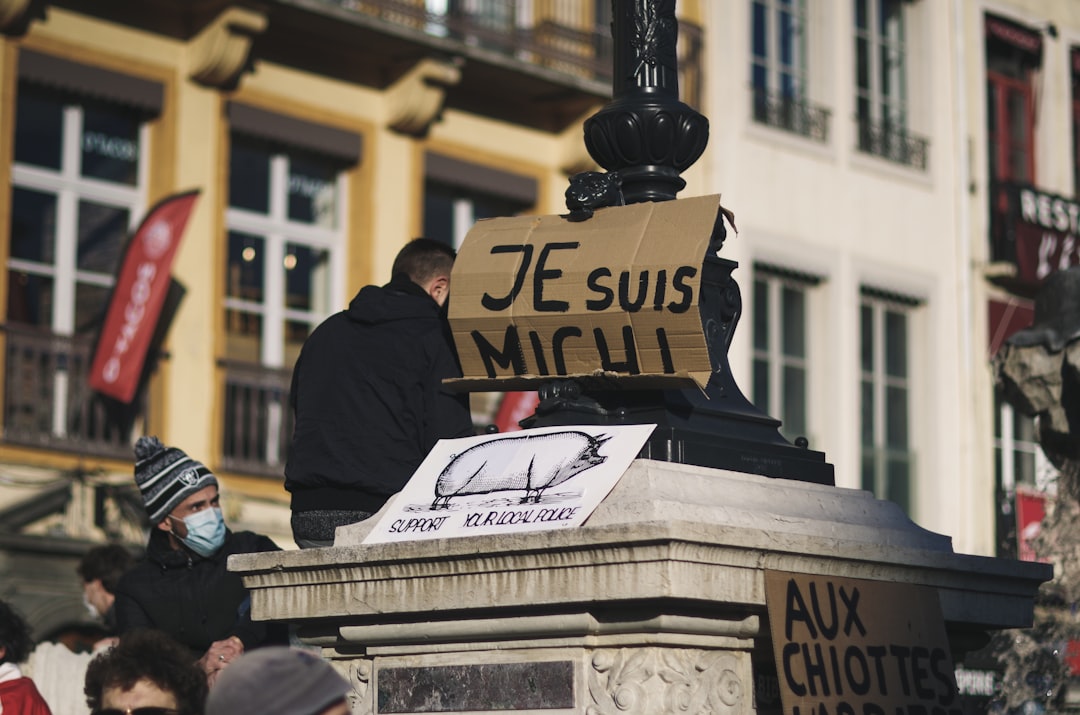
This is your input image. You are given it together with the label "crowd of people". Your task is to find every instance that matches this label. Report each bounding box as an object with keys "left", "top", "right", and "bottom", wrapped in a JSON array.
[{"left": 0, "top": 239, "right": 472, "bottom": 714}]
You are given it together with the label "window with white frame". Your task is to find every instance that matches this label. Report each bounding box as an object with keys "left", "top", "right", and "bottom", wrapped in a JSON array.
[
  {"left": 9, "top": 85, "right": 146, "bottom": 334},
  {"left": 225, "top": 137, "right": 343, "bottom": 369},
  {"left": 751, "top": 2, "right": 805, "bottom": 108},
  {"left": 223, "top": 135, "right": 348, "bottom": 472},
  {"left": 994, "top": 392, "right": 1040, "bottom": 493},
  {"left": 752, "top": 0, "right": 807, "bottom": 101},
  {"left": 853, "top": 0, "right": 926, "bottom": 168},
  {"left": 859, "top": 291, "right": 915, "bottom": 512},
  {"left": 993, "top": 392, "right": 1046, "bottom": 558},
  {"left": 751, "top": 266, "right": 817, "bottom": 443},
  {"left": 7, "top": 83, "right": 150, "bottom": 448}
]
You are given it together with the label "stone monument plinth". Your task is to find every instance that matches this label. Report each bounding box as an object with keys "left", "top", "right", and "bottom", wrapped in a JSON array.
[{"left": 229, "top": 460, "right": 1050, "bottom": 714}]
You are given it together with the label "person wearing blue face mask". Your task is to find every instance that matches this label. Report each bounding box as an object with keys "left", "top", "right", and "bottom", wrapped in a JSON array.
[{"left": 113, "top": 437, "right": 287, "bottom": 686}]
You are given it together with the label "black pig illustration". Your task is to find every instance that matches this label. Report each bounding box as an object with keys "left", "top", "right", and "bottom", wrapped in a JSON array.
[{"left": 432, "top": 431, "right": 610, "bottom": 508}]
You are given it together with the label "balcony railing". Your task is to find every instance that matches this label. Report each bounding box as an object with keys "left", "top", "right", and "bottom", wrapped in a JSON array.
[
  {"left": 856, "top": 117, "right": 929, "bottom": 171},
  {"left": 2, "top": 324, "right": 140, "bottom": 459},
  {"left": 220, "top": 360, "right": 293, "bottom": 478},
  {"left": 321, "top": 0, "right": 704, "bottom": 107},
  {"left": 751, "top": 88, "right": 831, "bottom": 143}
]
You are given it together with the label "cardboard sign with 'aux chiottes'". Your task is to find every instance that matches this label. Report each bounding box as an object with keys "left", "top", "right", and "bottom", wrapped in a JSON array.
[{"left": 447, "top": 194, "right": 727, "bottom": 391}]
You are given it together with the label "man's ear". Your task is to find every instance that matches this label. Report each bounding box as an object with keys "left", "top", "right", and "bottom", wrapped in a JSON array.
[
  {"left": 428, "top": 275, "right": 450, "bottom": 307},
  {"left": 155, "top": 517, "right": 172, "bottom": 533}
]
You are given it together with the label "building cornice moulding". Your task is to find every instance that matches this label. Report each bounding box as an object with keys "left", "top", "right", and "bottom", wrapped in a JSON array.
[
  {"left": 385, "top": 58, "right": 461, "bottom": 137},
  {"left": 188, "top": 6, "right": 266, "bottom": 90},
  {"left": 0, "top": 0, "right": 45, "bottom": 37}
]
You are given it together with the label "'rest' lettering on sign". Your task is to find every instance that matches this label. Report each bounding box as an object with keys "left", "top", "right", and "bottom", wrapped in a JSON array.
[
  {"left": 88, "top": 190, "right": 199, "bottom": 403},
  {"left": 447, "top": 195, "right": 727, "bottom": 391},
  {"left": 764, "top": 570, "right": 961, "bottom": 715}
]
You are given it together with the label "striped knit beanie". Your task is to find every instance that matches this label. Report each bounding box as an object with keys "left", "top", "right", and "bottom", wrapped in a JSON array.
[{"left": 133, "top": 436, "right": 218, "bottom": 524}]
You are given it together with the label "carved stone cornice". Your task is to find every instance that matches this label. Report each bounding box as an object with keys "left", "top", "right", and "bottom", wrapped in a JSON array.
[
  {"left": 385, "top": 58, "right": 461, "bottom": 137},
  {"left": 188, "top": 7, "right": 267, "bottom": 90},
  {"left": 0, "top": 0, "right": 45, "bottom": 37},
  {"left": 587, "top": 647, "right": 747, "bottom": 715}
]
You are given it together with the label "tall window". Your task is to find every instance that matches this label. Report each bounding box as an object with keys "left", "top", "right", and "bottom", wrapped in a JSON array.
[
  {"left": 860, "top": 292, "right": 914, "bottom": 512},
  {"left": 751, "top": 0, "right": 808, "bottom": 128},
  {"left": 855, "top": 0, "right": 906, "bottom": 134},
  {"left": 752, "top": 268, "right": 815, "bottom": 443},
  {"left": 986, "top": 43, "right": 1035, "bottom": 186},
  {"left": 10, "top": 86, "right": 145, "bottom": 334},
  {"left": 985, "top": 15, "right": 1040, "bottom": 267},
  {"left": 226, "top": 137, "right": 342, "bottom": 368},
  {"left": 223, "top": 136, "right": 346, "bottom": 472},
  {"left": 7, "top": 84, "right": 149, "bottom": 451},
  {"left": 854, "top": 0, "right": 925, "bottom": 167},
  {"left": 994, "top": 393, "right": 1041, "bottom": 558}
]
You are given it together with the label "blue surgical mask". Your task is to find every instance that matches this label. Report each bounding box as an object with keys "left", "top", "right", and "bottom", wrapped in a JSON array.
[{"left": 174, "top": 507, "right": 226, "bottom": 557}]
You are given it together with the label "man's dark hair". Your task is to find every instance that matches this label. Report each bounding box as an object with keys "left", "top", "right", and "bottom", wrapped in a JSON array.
[
  {"left": 391, "top": 238, "right": 456, "bottom": 286},
  {"left": 77, "top": 544, "right": 135, "bottom": 594},
  {"left": 85, "top": 630, "right": 207, "bottom": 715},
  {"left": 0, "top": 600, "right": 34, "bottom": 664}
]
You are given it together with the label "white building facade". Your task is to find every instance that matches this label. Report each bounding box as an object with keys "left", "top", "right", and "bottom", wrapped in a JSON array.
[{"left": 699, "top": 0, "right": 1079, "bottom": 558}]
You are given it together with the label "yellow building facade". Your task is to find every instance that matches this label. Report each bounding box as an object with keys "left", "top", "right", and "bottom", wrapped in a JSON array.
[{"left": 0, "top": 0, "right": 704, "bottom": 635}]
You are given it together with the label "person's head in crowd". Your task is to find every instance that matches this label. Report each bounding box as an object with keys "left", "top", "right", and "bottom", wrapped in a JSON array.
[
  {"left": 205, "top": 647, "right": 350, "bottom": 715},
  {"left": 85, "top": 629, "right": 206, "bottom": 715},
  {"left": 78, "top": 544, "right": 135, "bottom": 621},
  {"left": 391, "top": 238, "right": 456, "bottom": 307},
  {"left": 0, "top": 599, "right": 34, "bottom": 666},
  {"left": 133, "top": 436, "right": 224, "bottom": 558}
]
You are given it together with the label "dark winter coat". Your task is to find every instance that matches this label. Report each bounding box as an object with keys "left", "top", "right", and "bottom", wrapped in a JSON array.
[
  {"left": 113, "top": 528, "right": 284, "bottom": 657},
  {"left": 285, "top": 275, "right": 474, "bottom": 514}
]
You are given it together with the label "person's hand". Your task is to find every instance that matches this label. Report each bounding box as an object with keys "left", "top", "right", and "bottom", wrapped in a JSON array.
[{"left": 197, "top": 636, "right": 244, "bottom": 685}]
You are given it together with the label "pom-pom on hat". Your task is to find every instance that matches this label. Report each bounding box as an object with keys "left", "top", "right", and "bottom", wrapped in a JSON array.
[
  {"left": 133, "top": 436, "right": 218, "bottom": 524},
  {"left": 206, "top": 647, "right": 351, "bottom": 715}
]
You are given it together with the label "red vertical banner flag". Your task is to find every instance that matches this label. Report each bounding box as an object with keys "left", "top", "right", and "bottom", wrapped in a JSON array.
[{"left": 89, "top": 190, "right": 200, "bottom": 403}]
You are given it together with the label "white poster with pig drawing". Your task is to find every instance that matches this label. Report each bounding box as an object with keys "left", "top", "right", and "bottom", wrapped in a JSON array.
[{"left": 361, "top": 423, "right": 656, "bottom": 544}]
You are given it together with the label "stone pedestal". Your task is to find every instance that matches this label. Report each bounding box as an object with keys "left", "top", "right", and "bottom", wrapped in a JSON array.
[{"left": 230, "top": 460, "right": 1050, "bottom": 714}]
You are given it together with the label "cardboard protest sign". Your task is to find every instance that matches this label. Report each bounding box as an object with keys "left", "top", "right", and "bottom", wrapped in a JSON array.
[
  {"left": 447, "top": 195, "right": 725, "bottom": 391},
  {"left": 362, "top": 424, "right": 654, "bottom": 544},
  {"left": 764, "top": 571, "right": 961, "bottom": 715}
]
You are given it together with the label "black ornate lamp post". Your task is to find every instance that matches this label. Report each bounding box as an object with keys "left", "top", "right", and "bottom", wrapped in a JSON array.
[
  {"left": 583, "top": 0, "right": 707, "bottom": 204},
  {"left": 525, "top": 0, "right": 834, "bottom": 485}
]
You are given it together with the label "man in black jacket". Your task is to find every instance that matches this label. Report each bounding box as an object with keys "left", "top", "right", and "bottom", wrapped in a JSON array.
[
  {"left": 113, "top": 436, "right": 285, "bottom": 685},
  {"left": 286, "top": 238, "right": 474, "bottom": 548}
]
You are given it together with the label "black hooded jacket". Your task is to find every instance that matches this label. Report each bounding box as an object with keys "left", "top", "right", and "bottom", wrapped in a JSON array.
[
  {"left": 284, "top": 275, "right": 474, "bottom": 514},
  {"left": 113, "top": 527, "right": 284, "bottom": 657}
]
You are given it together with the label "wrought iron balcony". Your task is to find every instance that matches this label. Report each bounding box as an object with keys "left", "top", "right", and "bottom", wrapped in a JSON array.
[
  {"left": 318, "top": 0, "right": 703, "bottom": 109},
  {"left": 2, "top": 324, "right": 140, "bottom": 459},
  {"left": 856, "top": 117, "right": 929, "bottom": 171},
  {"left": 751, "top": 87, "right": 831, "bottom": 143},
  {"left": 220, "top": 360, "right": 293, "bottom": 478}
]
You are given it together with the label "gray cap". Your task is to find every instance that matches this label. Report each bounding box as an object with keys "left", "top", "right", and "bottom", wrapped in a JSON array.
[{"left": 206, "top": 647, "right": 351, "bottom": 715}]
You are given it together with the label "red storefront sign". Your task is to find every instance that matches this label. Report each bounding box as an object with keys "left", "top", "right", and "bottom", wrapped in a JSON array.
[
  {"left": 1015, "top": 486, "right": 1048, "bottom": 563},
  {"left": 89, "top": 190, "right": 200, "bottom": 403},
  {"left": 998, "top": 184, "right": 1080, "bottom": 287}
]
